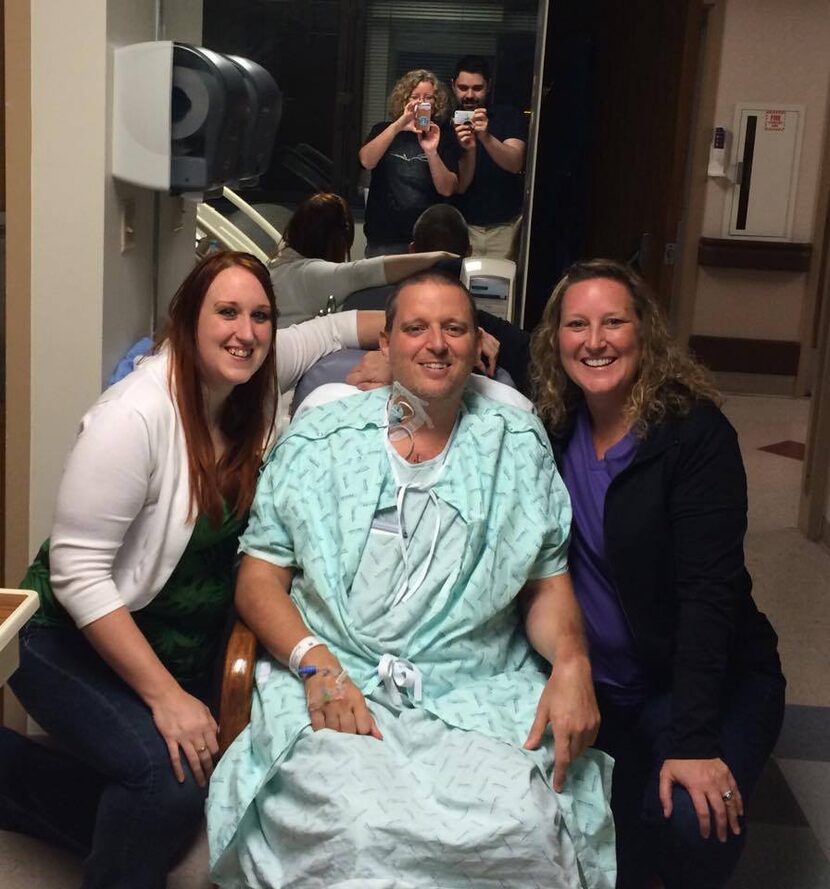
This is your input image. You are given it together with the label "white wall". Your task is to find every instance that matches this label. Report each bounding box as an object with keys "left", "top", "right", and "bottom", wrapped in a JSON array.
[
  {"left": 22, "top": 0, "right": 202, "bottom": 560},
  {"left": 28, "top": 1, "right": 109, "bottom": 556},
  {"left": 692, "top": 0, "right": 830, "bottom": 341}
]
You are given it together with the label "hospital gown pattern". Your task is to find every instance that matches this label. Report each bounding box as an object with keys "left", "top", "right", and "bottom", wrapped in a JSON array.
[{"left": 207, "top": 387, "right": 616, "bottom": 888}]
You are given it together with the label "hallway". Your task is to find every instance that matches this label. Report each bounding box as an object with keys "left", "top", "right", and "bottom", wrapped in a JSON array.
[{"left": 725, "top": 394, "right": 830, "bottom": 888}]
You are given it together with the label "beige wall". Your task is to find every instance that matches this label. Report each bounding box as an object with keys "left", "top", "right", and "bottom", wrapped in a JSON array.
[
  {"left": 4, "top": 0, "right": 202, "bottom": 585},
  {"left": 692, "top": 0, "right": 830, "bottom": 342}
]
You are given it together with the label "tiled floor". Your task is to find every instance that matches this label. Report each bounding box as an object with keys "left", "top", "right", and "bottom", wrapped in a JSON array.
[
  {"left": 1, "top": 393, "right": 828, "bottom": 886},
  {"left": 722, "top": 394, "right": 830, "bottom": 888}
]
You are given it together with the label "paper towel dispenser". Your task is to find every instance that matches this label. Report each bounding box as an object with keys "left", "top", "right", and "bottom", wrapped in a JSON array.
[
  {"left": 227, "top": 55, "right": 282, "bottom": 187},
  {"left": 112, "top": 41, "right": 281, "bottom": 194},
  {"left": 170, "top": 44, "right": 248, "bottom": 193}
]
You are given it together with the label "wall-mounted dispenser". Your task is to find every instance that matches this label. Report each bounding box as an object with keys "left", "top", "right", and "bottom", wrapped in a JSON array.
[
  {"left": 112, "top": 41, "right": 281, "bottom": 194},
  {"left": 226, "top": 55, "right": 282, "bottom": 187},
  {"left": 707, "top": 126, "right": 729, "bottom": 179}
]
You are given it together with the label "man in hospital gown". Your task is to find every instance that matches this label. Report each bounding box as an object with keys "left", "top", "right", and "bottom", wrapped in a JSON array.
[{"left": 207, "top": 271, "right": 616, "bottom": 888}]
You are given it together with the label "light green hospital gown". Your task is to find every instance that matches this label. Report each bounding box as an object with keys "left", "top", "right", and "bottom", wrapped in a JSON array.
[{"left": 208, "top": 387, "right": 616, "bottom": 889}]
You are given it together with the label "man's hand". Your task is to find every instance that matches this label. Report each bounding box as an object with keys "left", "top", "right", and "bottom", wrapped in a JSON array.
[
  {"left": 470, "top": 107, "right": 489, "bottom": 138},
  {"left": 659, "top": 758, "right": 744, "bottom": 842},
  {"left": 523, "top": 655, "right": 599, "bottom": 792},
  {"left": 454, "top": 121, "right": 475, "bottom": 150},
  {"left": 306, "top": 671, "right": 383, "bottom": 740},
  {"left": 346, "top": 351, "right": 392, "bottom": 390},
  {"left": 475, "top": 329, "right": 500, "bottom": 377}
]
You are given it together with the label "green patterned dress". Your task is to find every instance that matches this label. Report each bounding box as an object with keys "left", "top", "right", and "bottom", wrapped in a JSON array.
[{"left": 22, "top": 504, "right": 245, "bottom": 686}]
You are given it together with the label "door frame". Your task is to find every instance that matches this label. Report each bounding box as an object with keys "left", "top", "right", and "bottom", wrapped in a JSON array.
[
  {"left": 798, "top": 98, "right": 830, "bottom": 543},
  {"left": 516, "top": 0, "right": 550, "bottom": 328},
  {"left": 670, "top": 0, "right": 726, "bottom": 346}
]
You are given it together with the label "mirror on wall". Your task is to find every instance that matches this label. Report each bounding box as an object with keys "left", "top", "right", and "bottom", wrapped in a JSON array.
[{"left": 202, "top": 0, "right": 543, "bottom": 261}]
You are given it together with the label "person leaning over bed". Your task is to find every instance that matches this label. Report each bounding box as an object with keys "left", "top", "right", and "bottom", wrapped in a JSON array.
[
  {"left": 530, "top": 258, "right": 785, "bottom": 889},
  {"left": 0, "top": 251, "right": 384, "bottom": 889},
  {"left": 270, "top": 191, "right": 457, "bottom": 328}
]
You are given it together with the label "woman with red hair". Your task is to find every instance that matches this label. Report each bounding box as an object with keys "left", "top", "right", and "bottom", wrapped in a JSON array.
[{"left": 0, "top": 251, "right": 380, "bottom": 888}]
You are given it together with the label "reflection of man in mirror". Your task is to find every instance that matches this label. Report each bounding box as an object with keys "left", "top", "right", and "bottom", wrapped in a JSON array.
[{"left": 452, "top": 55, "right": 527, "bottom": 260}]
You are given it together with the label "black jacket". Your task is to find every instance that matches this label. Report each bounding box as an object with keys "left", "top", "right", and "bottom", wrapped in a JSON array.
[{"left": 550, "top": 398, "right": 783, "bottom": 759}]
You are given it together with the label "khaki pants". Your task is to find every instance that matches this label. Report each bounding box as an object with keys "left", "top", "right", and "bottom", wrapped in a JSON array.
[{"left": 467, "top": 215, "right": 522, "bottom": 260}]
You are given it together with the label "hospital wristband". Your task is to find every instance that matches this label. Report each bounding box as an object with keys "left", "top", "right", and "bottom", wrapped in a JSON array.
[{"left": 289, "top": 635, "right": 323, "bottom": 677}]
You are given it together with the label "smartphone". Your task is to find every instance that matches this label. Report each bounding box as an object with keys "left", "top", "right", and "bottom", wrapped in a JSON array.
[
  {"left": 415, "top": 101, "right": 432, "bottom": 131},
  {"left": 453, "top": 109, "right": 474, "bottom": 125}
]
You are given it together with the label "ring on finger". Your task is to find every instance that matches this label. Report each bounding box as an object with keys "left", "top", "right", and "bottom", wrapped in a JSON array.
[
  {"left": 721, "top": 789, "right": 735, "bottom": 802},
  {"left": 197, "top": 745, "right": 208, "bottom": 754}
]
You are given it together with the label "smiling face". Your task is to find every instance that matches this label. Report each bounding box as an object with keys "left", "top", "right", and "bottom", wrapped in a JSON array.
[
  {"left": 557, "top": 277, "right": 642, "bottom": 413},
  {"left": 195, "top": 266, "right": 274, "bottom": 400},
  {"left": 380, "top": 280, "right": 480, "bottom": 408},
  {"left": 452, "top": 70, "right": 489, "bottom": 109}
]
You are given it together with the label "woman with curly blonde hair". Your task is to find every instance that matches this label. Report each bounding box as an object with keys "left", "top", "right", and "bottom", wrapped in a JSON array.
[
  {"left": 530, "top": 258, "right": 784, "bottom": 889},
  {"left": 385, "top": 69, "right": 452, "bottom": 122},
  {"left": 359, "top": 69, "right": 459, "bottom": 257},
  {"left": 532, "top": 259, "right": 721, "bottom": 436}
]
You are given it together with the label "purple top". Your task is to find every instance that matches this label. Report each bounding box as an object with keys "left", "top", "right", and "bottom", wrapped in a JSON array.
[{"left": 561, "top": 406, "right": 647, "bottom": 705}]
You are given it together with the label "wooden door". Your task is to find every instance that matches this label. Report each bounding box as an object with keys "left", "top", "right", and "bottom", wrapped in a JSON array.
[{"left": 525, "top": 0, "right": 706, "bottom": 328}]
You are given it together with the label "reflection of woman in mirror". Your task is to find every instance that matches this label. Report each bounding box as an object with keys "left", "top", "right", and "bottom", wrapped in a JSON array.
[
  {"left": 359, "top": 70, "right": 460, "bottom": 258},
  {"left": 271, "top": 192, "right": 457, "bottom": 328}
]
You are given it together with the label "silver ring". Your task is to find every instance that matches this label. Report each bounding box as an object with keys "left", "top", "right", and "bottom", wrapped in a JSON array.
[{"left": 721, "top": 790, "right": 734, "bottom": 802}]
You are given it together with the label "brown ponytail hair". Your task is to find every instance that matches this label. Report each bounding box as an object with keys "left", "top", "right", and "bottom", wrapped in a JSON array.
[{"left": 156, "top": 251, "right": 278, "bottom": 525}]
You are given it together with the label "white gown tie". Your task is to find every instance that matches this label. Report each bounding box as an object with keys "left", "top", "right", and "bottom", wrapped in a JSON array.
[{"left": 377, "top": 653, "right": 423, "bottom": 706}]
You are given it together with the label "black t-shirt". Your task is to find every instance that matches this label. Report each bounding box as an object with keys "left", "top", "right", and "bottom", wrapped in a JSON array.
[
  {"left": 363, "top": 122, "right": 460, "bottom": 246},
  {"left": 453, "top": 105, "right": 527, "bottom": 226}
]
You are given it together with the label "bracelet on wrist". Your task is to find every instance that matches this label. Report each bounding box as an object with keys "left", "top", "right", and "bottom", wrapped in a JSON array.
[{"left": 289, "top": 635, "right": 323, "bottom": 677}]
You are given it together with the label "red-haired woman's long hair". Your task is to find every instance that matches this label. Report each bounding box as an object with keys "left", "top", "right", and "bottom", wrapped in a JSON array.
[{"left": 156, "top": 251, "right": 278, "bottom": 527}]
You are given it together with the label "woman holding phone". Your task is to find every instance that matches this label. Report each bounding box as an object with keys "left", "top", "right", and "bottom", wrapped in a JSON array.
[{"left": 359, "top": 69, "right": 459, "bottom": 257}]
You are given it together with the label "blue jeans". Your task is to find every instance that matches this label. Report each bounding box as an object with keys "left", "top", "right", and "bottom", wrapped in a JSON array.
[
  {"left": 1, "top": 622, "right": 209, "bottom": 889},
  {"left": 594, "top": 669, "right": 785, "bottom": 889}
]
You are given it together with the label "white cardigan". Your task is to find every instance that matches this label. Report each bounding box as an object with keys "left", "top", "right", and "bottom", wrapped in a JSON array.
[{"left": 49, "top": 312, "right": 360, "bottom": 628}]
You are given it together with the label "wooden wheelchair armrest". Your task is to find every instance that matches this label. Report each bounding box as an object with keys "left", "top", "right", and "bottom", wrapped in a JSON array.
[{"left": 218, "top": 619, "right": 258, "bottom": 755}]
